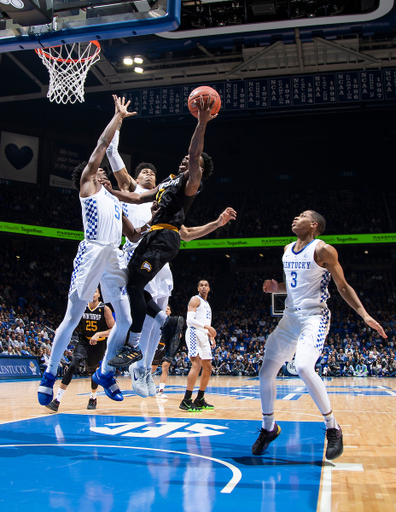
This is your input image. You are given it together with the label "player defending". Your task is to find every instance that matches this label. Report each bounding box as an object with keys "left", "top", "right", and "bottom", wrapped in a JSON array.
[
  {"left": 253, "top": 210, "right": 387, "bottom": 460},
  {"left": 37, "top": 96, "right": 140, "bottom": 407},
  {"left": 180, "top": 280, "right": 216, "bottom": 412},
  {"left": 101, "top": 97, "right": 218, "bottom": 373},
  {"left": 102, "top": 114, "right": 235, "bottom": 398},
  {"left": 46, "top": 289, "right": 114, "bottom": 412}
]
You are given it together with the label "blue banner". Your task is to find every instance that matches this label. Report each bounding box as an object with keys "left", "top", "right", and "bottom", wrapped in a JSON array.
[{"left": 0, "top": 356, "right": 41, "bottom": 380}]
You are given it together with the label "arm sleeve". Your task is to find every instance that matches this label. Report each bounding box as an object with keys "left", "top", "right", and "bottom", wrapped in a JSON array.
[
  {"left": 186, "top": 311, "right": 207, "bottom": 330},
  {"left": 106, "top": 130, "right": 125, "bottom": 173}
]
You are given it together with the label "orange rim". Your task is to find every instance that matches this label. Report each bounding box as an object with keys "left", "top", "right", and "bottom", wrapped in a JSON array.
[{"left": 35, "top": 40, "right": 100, "bottom": 64}]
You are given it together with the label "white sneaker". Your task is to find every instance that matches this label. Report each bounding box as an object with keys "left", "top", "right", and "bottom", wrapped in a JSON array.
[
  {"left": 156, "top": 390, "right": 168, "bottom": 399},
  {"left": 146, "top": 370, "right": 157, "bottom": 397},
  {"left": 130, "top": 362, "right": 149, "bottom": 398}
]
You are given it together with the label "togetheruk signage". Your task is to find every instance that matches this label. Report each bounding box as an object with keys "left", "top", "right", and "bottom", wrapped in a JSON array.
[
  {"left": 1, "top": 221, "right": 396, "bottom": 248},
  {"left": 0, "top": 356, "right": 41, "bottom": 379}
]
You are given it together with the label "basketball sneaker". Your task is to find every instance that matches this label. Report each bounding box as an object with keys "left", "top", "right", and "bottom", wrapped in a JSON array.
[
  {"left": 252, "top": 423, "right": 281, "bottom": 455},
  {"left": 194, "top": 397, "right": 214, "bottom": 410},
  {"left": 130, "top": 362, "right": 149, "bottom": 398},
  {"left": 161, "top": 316, "right": 184, "bottom": 358},
  {"left": 87, "top": 398, "right": 97, "bottom": 410},
  {"left": 108, "top": 345, "right": 143, "bottom": 368},
  {"left": 156, "top": 390, "right": 168, "bottom": 399},
  {"left": 92, "top": 367, "right": 123, "bottom": 401},
  {"left": 325, "top": 427, "right": 343, "bottom": 460},
  {"left": 46, "top": 399, "right": 60, "bottom": 413},
  {"left": 38, "top": 371, "right": 56, "bottom": 406},
  {"left": 146, "top": 370, "right": 157, "bottom": 397},
  {"left": 179, "top": 398, "right": 203, "bottom": 412}
]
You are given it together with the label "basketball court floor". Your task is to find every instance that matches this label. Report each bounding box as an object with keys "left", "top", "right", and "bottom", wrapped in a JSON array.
[{"left": 1, "top": 374, "right": 395, "bottom": 511}]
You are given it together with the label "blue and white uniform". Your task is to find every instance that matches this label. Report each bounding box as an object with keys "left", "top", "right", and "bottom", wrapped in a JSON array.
[
  {"left": 122, "top": 184, "right": 174, "bottom": 300},
  {"left": 265, "top": 239, "right": 331, "bottom": 362},
  {"left": 69, "top": 186, "right": 127, "bottom": 303},
  {"left": 186, "top": 295, "right": 213, "bottom": 360}
]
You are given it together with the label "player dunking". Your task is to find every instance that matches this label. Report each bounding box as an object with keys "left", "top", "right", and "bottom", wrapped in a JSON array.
[
  {"left": 37, "top": 96, "right": 140, "bottom": 406},
  {"left": 180, "top": 280, "right": 216, "bottom": 412},
  {"left": 253, "top": 210, "right": 387, "bottom": 460},
  {"left": 100, "top": 97, "right": 218, "bottom": 375},
  {"left": 46, "top": 288, "right": 114, "bottom": 412}
]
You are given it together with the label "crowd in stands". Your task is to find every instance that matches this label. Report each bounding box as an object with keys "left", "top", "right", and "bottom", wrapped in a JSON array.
[
  {"left": 3, "top": 243, "right": 395, "bottom": 381},
  {"left": 1, "top": 181, "right": 396, "bottom": 381},
  {"left": 1, "top": 183, "right": 394, "bottom": 239}
]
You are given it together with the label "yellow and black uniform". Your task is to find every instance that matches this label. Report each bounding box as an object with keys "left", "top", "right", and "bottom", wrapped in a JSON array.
[
  {"left": 61, "top": 302, "right": 109, "bottom": 386},
  {"left": 127, "top": 171, "right": 201, "bottom": 334},
  {"left": 152, "top": 336, "right": 173, "bottom": 366}
]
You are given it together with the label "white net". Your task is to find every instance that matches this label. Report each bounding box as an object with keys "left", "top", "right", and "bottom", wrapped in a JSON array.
[{"left": 35, "top": 41, "right": 101, "bottom": 105}]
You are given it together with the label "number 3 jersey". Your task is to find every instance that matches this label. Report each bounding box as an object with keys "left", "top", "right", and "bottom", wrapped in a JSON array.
[
  {"left": 283, "top": 238, "right": 331, "bottom": 310},
  {"left": 80, "top": 186, "right": 123, "bottom": 245}
]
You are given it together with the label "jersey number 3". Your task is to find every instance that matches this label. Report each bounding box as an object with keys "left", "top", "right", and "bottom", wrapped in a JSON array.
[{"left": 291, "top": 271, "right": 297, "bottom": 288}]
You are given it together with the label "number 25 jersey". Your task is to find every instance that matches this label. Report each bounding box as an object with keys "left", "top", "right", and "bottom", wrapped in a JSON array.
[{"left": 283, "top": 238, "right": 331, "bottom": 310}]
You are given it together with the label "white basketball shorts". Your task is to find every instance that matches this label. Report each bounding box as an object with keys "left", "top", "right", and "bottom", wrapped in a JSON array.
[
  {"left": 185, "top": 326, "right": 212, "bottom": 360},
  {"left": 264, "top": 307, "right": 331, "bottom": 363},
  {"left": 144, "top": 263, "right": 174, "bottom": 300},
  {"left": 69, "top": 240, "right": 128, "bottom": 303}
]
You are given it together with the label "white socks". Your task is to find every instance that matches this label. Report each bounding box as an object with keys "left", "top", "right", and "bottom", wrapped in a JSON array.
[
  {"left": 323, "top": 411, "right": 339, "bottom": 430},
  {"left": 262, "top": 413, "right": 275, "bottom": 432},
  {"left": 56, "top": 388, "right": 66, "bottom": 402}
]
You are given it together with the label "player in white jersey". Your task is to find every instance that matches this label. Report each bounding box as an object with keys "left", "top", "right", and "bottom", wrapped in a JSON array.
[
  {"left": 103, "top": 121, "right": 236, "bottom": 398},
  {"left": 37, "top": 96, "right": 142, "bottom": 407},
  {"left": 253, "top": 210, "right": 387, "bottom": 460},
  {"left": 180, "top": 280, "right": 217, "bottom": 412}
]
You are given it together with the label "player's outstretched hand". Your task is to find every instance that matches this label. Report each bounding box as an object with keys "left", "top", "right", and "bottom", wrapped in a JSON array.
[
  {"left": 113, "top": 95, "right": 137, "bottom": 119},
  {"left": 263, "top": 279, "right": 278, "bottom": 293},
  {"left": 218, "top": 207, "right": 237, "bottom": 226},
  {"left": 363, "top": 315, "right": 388, "bottom": 338},
  {"left": 98, "top": 175, "right": 112, "bottom": 189},
  {"left": 196, "top": 95, "right": 218, "bottom": 123}
]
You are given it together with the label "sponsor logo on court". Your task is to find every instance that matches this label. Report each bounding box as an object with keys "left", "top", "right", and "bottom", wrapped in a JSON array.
[{"left": 90, "top": 421, "right": 228, "bottom": 438}]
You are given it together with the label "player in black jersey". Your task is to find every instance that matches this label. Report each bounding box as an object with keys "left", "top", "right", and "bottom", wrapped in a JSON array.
[
  {"left": 102, "top": 97, "right": 218, "bottom": 368},
  {"left": 46, "top": 288, "right": 115, "bottom": 412}
]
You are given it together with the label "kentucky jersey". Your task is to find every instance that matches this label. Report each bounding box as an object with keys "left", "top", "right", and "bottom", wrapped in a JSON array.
[
  {"left": 80, "top": 186, "right": 123, "bottom": 245},
  {"left": 187, "top": 295, "right": 212, "bottom": 332},
  {"left": 80, "top": 302, "right": 108, "bottom": 342},
  {"left": 122, "top": 184, "right": 153, "bottom": 255},
  {"left": 152, "top": 172, "right": 200, "bottom": 229},
  {"left": 283, "top": 238, "right": 331, "bottom": 310}
]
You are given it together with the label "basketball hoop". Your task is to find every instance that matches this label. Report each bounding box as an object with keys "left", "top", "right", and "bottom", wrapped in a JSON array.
[{"left": 35, "top": 41, "right": 101, "bottom": 105}]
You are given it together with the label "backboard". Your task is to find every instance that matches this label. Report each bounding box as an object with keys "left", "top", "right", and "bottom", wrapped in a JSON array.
[{"left": 0, "top": 0, "right": 181, "bottom": 53}]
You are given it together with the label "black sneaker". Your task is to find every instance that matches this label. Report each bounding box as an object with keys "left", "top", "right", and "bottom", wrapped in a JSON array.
[
  {"left": 252, "top": 423, "right": 281, "bottom": 455},
  {"left": 162, "top": 316, "right": 184, "bottom": 358},
  {"left": 194, "top": 397, "right": 214, "bottom": 410},
  {"left": 87, "top": 398, "right": 97, "bottom": 410},
  {"left": 179, "top": 398, "right": 203, "bottom": 412},
  {"left": 108, "top": 345, "right": 143, "bottom": 368},
  {"left": 46, "top": 399, "right": 60, "bottom": 413},
  {"left": 325, "top": 427, "right": 343, "bottom": 460}
]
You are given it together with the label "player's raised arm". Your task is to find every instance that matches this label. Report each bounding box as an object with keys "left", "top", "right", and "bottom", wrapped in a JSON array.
[
  {"left": 80, "top": 96, "right": 135, "bottom": 192},
  {"left": 102, "top": 183, "right": 159, "bottom": 205},
  {"left": 317, "top": 242, "right": 387, "bottom": 338},
  {"left": 185, "top": 96, "right": 217, "bottom": 197},
  {"left": 180, "top": 207, "right": 237, "bottom": 242},
  {"left": 106, "top": 117, "right": 138, "bottom": 192}
]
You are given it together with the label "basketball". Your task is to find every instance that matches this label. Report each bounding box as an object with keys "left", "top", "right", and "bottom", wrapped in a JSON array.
[{"left": 188, "top": 85, "right": 221, "bottom": 118}]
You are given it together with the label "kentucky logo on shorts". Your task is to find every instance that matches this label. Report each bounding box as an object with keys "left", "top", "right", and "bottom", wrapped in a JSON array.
[{"left": 141, "top": 261, "right": 152, "bottom": 272}]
